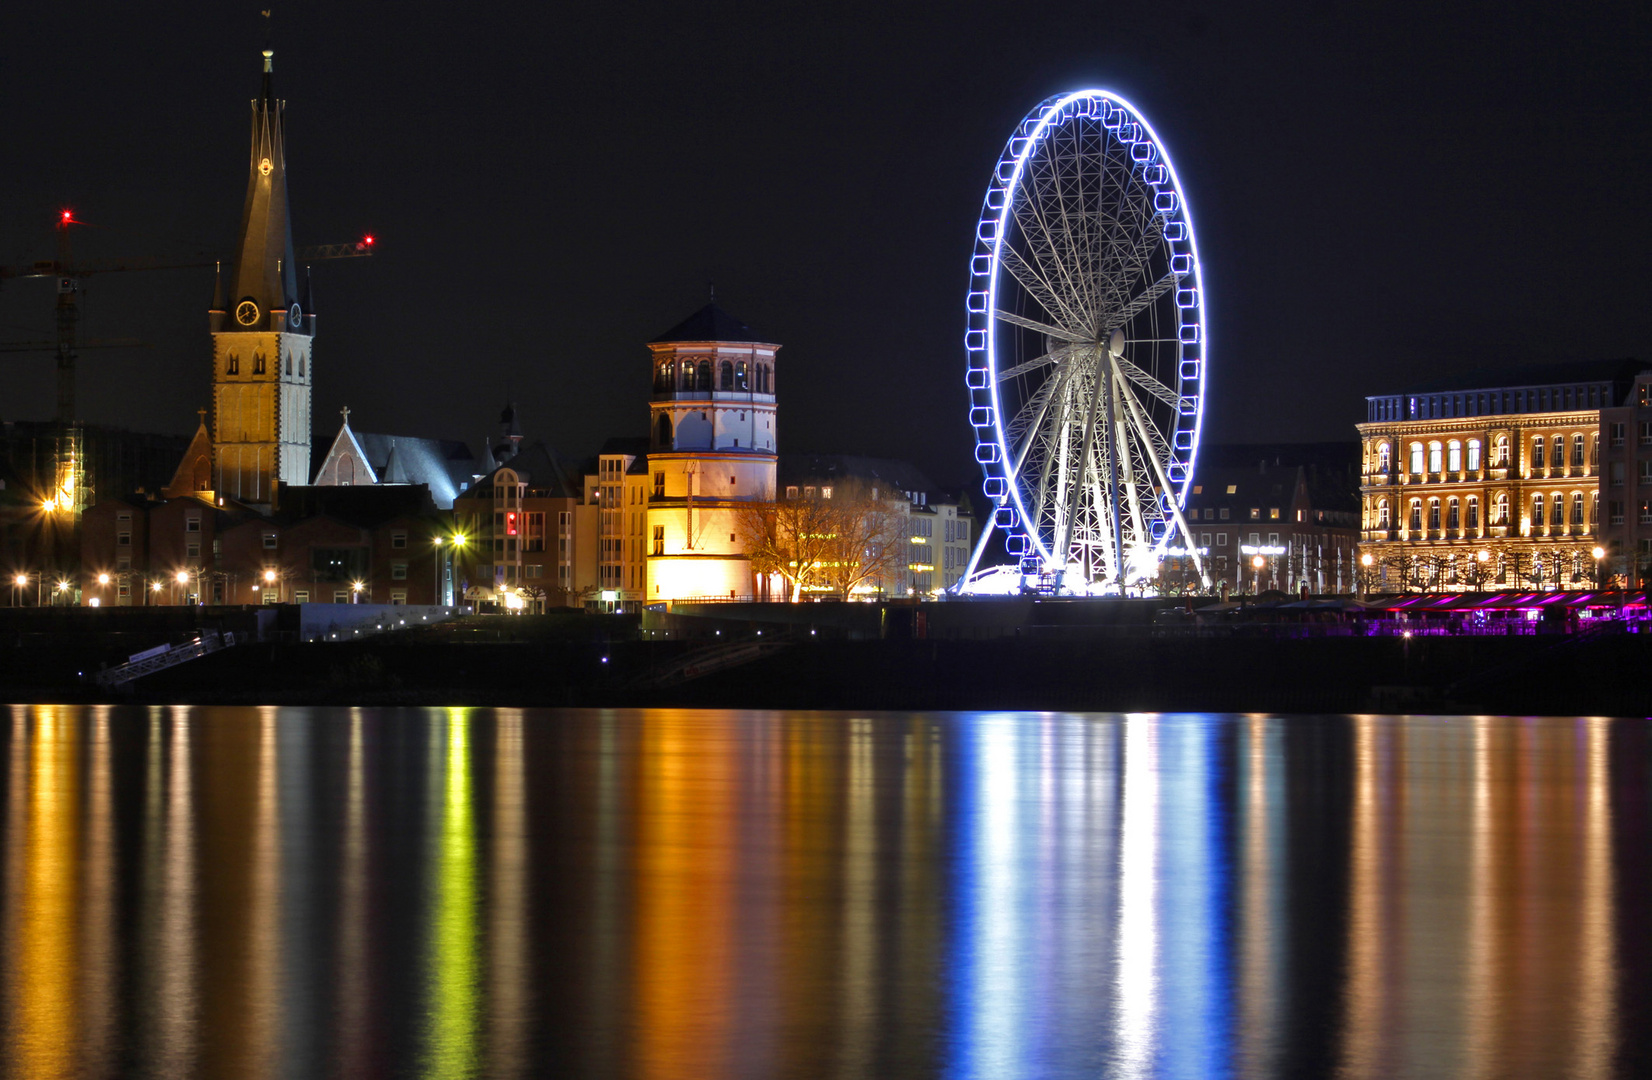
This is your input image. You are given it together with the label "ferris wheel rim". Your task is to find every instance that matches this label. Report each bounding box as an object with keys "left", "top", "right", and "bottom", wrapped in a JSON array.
[{"left": 966, "top": 88, "right": 1209, "bottom": 588}]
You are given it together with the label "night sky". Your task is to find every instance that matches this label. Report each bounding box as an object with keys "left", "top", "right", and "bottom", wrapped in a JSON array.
[{"left": 3, "top": 1, "right": 1648, "bottom": 487}]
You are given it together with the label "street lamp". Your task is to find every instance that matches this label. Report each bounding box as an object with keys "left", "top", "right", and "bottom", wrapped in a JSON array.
[
  {"left": 1251, "top": 553, "right": 1266, "bottom": 595},
  {"left": 351, "top": 580, "right": 365, "bottom": 604},
  {"left": 1592, "top": 545, "right": 1606, "bottom": 589},
  {"left": 12, "top": 573, "right": 26, "bottom": 607}
]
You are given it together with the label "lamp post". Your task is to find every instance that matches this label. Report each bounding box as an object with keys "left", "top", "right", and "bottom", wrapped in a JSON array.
[
  {"left": 175, "top": 569, "right": 191, "bottom": 606},
  {"left": 12, "top": 573, "right": 26, "bottom": 608},
  {"left": 1251, "top": 553, "right": 1266, "bottom": 596},
  {"left": 351, "top": 580, "right": 365, "bottom": 605},
  {"left": 1592, "top": 545, "right": 1606, "bottom": 590},
  {"left": 450, "top": 534, "right": 467, "bottom": 607},
  {"left": 263, "top": 567, "right": 278, "bottom": 603}
]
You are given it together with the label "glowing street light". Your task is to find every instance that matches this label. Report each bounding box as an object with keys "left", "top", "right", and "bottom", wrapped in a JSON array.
[{"left": 97, "top": 573, "right": 110, "bottom": 585}]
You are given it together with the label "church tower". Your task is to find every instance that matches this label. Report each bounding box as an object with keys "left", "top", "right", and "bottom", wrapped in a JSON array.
[{"left": 208, "top": 48, "right": 314, "bottom": 506}]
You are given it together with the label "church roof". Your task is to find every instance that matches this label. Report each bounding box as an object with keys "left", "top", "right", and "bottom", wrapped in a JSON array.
[{"left": 649, "top": 302, "right": 772, "bottom": 345}]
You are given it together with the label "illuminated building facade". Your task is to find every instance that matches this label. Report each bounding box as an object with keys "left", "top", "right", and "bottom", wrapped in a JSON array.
[
  {"left": 778, "top": 455, "right": 973, "bottom": 597},
  {"left": 644, "top": 304, "right": 779, "bottom": 603},
  {"left": 1165, "top": 451, "right": 1359, "bottom": 595},
  {"left": 207, "top": 50, "right": 315, "bottom": 507},
  {"left": 1356, "top": 360, "right": 1650, "bottom": 591}
]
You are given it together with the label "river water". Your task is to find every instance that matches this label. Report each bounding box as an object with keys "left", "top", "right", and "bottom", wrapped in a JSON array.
[{"left": 0, "top": 706, "right": 1647, "bottom": 1079}]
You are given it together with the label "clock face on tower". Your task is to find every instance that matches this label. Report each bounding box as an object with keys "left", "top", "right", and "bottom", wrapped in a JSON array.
[
  {"left": 235, "top": 300, "right": 260, "bottom": 327},
  {"left": 288, "top": 303, "right": 302, "bottom": 328}
]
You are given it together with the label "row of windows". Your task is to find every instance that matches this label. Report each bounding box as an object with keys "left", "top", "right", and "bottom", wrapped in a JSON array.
[
  {"left": 225, "top": 352, "right": 305, "bottom": 377},
  {"left": 1605, "top": 501, "right": 1652, "bottom": 526},
  {"left": 1603, "top": 421, "right": 1652, "bottom": 447},
  {"left": 1369, "top": 384, "right": 1610, "bottom": 422},
  {"left": 1373, "top": 433, "right": 1604, "bottom": 476},
  {"left": 654, "top": 359, "right": 773, "bottom": 394},
  {"left": 1375, "top": 491, "right": 1598, "bottom": 530},
  {"left": 1605, "top": 460, "right": 1652, "bottom": 485}
]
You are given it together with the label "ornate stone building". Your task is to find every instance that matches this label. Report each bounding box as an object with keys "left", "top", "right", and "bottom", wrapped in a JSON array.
[{"left": 1356, "top": 360, "right": 1649, "bottom": 591}]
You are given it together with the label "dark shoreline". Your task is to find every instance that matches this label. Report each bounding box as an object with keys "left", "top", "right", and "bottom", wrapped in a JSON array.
[{"left": 6, "top": 630, "right": 1647, "bottom": 717}]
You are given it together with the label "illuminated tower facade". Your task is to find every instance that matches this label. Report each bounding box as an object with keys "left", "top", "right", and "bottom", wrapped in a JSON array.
[
  {"left": 644, "top": 303, "right": 779, "bottom": 601},
  {"left": 208, "top": 49, "right": 315, "bottom": 506}
]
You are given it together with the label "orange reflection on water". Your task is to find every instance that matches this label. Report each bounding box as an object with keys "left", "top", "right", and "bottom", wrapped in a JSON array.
[
  {"left": 632, "top": 710, "right": 743, "bottom": 1078},
  {"left": 1336, "top": 715, "right": 1620, "bottom": 1077}
]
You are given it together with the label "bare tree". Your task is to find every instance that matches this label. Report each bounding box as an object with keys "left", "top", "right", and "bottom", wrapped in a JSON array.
[
  {"left": 734, "top": 496, "right": 834, "bottom": 601},
  {"left": 815, "top": 480, "right": 905, "bottom": 600}
]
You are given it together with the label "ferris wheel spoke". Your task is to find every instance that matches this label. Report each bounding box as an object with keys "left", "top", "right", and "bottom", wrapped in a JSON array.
[
  {"left": 993, "top": 308, "right": 1085, "bottom": 343},
  {"left": 1103, "top": 270, "right": 1180, "bottom": 335},
  {"left": 1114, "top": 354, "right": 1181, "bottom": 409},
  {"left": 996, "top": 245, "right": 1089, "bottom": 332},
  {"left": 996, "top": 342, "right": 1077, "bottom": 382}
]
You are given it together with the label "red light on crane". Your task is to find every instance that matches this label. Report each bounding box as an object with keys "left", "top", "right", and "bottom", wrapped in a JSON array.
[
  {"left": 363, "top": 235, "right": 374, "bottom": 246},
  {"left": 60, "top": 210, "right": 73, "bottom": 223}
]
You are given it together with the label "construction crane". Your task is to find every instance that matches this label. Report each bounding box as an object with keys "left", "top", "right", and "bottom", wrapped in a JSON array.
[{"left": 0, "top": 211, "right": 374, "bottom": 518}]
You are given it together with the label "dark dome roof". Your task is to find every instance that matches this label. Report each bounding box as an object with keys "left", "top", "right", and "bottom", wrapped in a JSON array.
[{"left": 650, "top": 302, "right": 773, "bottom": 345}]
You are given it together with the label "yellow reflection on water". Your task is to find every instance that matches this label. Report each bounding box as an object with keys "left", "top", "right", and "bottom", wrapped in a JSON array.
[
  {"left": 423, "top": 708, "right": 479, "bottom": 1078},
  {"left": 9, "top": 708, "right": 78, "bottom": 1080},
  {"left": 335, "top": 709, "right": 370, "bottom": 1074}
]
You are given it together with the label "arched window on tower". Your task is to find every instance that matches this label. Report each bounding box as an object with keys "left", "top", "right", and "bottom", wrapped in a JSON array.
[
  {"left": 254, "top": 353, "right": 266, "bottom": 375},
  {"left": 655, "top": 362, "right": 670, "bottom": 392},
  {"left": 655, "top": 413, "right": 672, "bottom": 449},
  {"left": 298, "top": 352, "right": 304, "bottom": 377},
  {"left": 735, "top": 361, "right": 748, "bottom": 390},
  {"left": 227, "top": 353, "right": 239, "bottom": 375},
  {"left": 719, "top": 361, "right": 734, "bottom": 390},
  {"left": 696, "top": 361, "right": 712, "bottom": 391},
  {"left": 285, "top": 352, "right": 292, "bottom": 376},
  {"left": 680, "top": 361, "right": 694, "bottom": 391}
]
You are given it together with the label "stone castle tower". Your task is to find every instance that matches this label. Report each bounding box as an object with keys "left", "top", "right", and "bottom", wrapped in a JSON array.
[
  {"left": 206, "top": 48, "right": 315, "bottom": 506},
  {"left": 644, "top": 302, "right": 779, "bottom": 600}
]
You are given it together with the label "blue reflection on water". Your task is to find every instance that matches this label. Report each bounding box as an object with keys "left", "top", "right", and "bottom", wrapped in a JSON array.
[{"left": 948, "top": 715, "right": 1235, "bottom": 1079}]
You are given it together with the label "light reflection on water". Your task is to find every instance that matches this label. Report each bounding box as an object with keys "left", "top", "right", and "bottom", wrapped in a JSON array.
[{"left": 0, "top": 707, "right": 1645, "bottom": 1079}]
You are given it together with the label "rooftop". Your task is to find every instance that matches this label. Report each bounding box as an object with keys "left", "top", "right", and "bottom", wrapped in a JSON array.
[{"left": 650, "top": 302, "right": 772, "bottom": 345}]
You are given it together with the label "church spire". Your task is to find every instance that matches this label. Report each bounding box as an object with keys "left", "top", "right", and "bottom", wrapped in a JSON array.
[{"left": 226, "top": 47, "right": 300, "bottom": 331}]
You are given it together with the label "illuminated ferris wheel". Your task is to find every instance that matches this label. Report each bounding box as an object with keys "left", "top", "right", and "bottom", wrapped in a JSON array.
[{"left": 960, "top": 90, "right": 1209, "bottom": 595}]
